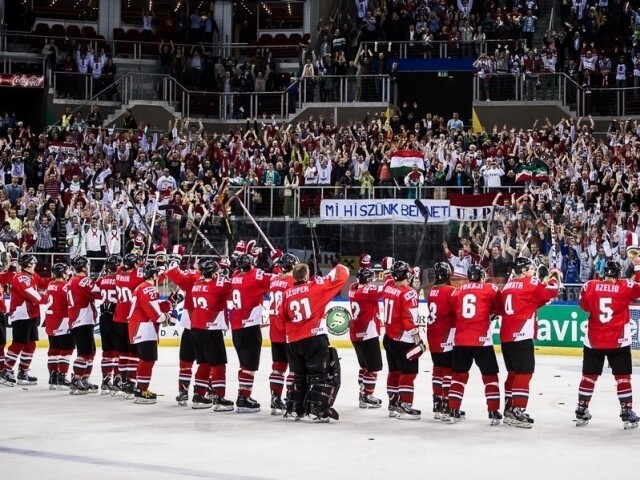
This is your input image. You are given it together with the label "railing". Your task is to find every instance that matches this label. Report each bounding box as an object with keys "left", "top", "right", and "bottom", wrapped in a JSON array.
[
  {"left": 473, "top": 71, "right": 640, "bottom": 117},
  {"left": 0, "top": 28, "right": 304, "bottom": 61},
  {"left": 359, "top": 39, "right": 525, "bottom": 60},
  {"left": 237, "top": 184, "right": 527, "bottom": 220},
  {"left": 0, "top": 50, "right": 47, "bottom": 75},
  {"left": 51, "top": 71, "right": 391, "bottom": 121}
]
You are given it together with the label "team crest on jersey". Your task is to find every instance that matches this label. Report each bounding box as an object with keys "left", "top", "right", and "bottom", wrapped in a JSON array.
[{"left": 326, "top": 306, "right": 351, "bottom": 336}]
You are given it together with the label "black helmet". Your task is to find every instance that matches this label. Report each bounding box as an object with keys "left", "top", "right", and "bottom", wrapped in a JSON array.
[
  {"left": 434, "top": 262, "right": 451, "bottom": 283},
  {"left": 356, "top": 267, "right": 375, "bottom": 284},
  {"left": 52, "top": 262, "right": 68, "bottom": 278},
  {"left": 237, "top": 254, "right": 254, "bottom": 272},
  {"left": 123, "top": 253, "right": 139, "bottom": 269},
  {"left": 391, "top": 260, "right": 411, "bottom": 281},
  {"left": 513, "top": 257, "right": 533, "bottom": 275},
  {"left": 603, "top": 261, "right": 621, "bottom": 279},
  {"left": 467, "top": 264, "right": 484, "bottom": 282},
  {"left": 71, "top": 255, "right": 90, "bottom": 271},
  {"left": 105, "top": 255, "right": 122, "bottom": 272},
  {"left": 143, "top": 262, "right": 160, "bottom": 280},
  {"left": 19, "top": 254, "right": 37, "bottom": 269},
  {"left": 199, "top": 259, "right": 219, "bottom": 278},
  {"left": 278, "top": 253, "right": 299, "bottom": 273}
]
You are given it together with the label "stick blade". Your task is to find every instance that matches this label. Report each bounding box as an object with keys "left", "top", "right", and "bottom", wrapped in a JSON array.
[{"left": 414, "top": 199, "right": 429, "bottom": 219}]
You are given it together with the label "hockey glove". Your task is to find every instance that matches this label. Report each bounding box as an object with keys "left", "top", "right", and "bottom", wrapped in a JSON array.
[{"left": 406, "top": 340, "right": 426, "bottom": 361}]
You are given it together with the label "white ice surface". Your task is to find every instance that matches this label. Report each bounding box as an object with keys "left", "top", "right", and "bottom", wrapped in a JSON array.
[{"left": 0, "top": 347, "right": 637, "bottom": 480}]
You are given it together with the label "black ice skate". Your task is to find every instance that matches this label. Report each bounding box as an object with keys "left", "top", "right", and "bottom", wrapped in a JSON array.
[
  {"left": 506, "top": 407, "right": 534, "bottom": 429},
  {"left": 192, "top": 394, "right": 213, "bottom": 409},
  {"left": 396, "top": 402, "right": 421, "bottom": 420},
  {"left": 271, "top": 394, "right": 286, "bottom": 415},
  {"left": 175, "top": 389, "right": 189, "bottom": 406},
  {"left": 359, "top": 393, "right": 382, "bottom": 409},
  {"left": 49, "top": 371, "right": 59, "bottom": 391},
  {"left": 82, "top": 378, "right": 99, "bottom": 394},
  {"left": 17, "top": 367, "right": 37, "bottom": 385},
  {"left": 101, "top": 377, "right": 113, "bottom": 396},
  {"left": 388, "top": 394, "right": 400, "bottom": 418},
  {"left": 236, "top": 396, "right": 260, "bottom": 413},
  {"left": 620, "top": 407, "right": 639, "bottom": 430},
  {"left": 0, "top": 369, "right": 16, "bottom": 387},
  {"left": 56, "top": 374, "right": 71, "bottom": 390},
  {"left": 211, "top": 395, "right": 235, "bottom": 412},
  {"left": 69, "top": 376, "right": 89, "bottom": 395},
  {"left": 489, "top": 410, "right": 503, "bottom": 426},
  {"left": 575, "top": 404, "right": 592, "bottom": 427},
  {"left": 133, "top": 389, "right": 157, "bottom": 404},
  {"left": 449, "top": 409, "right": 465, "bottom": 424}
]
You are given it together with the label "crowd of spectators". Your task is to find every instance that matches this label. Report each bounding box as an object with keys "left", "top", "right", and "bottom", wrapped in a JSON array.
[{"left": 3, "top": 96, "right": 640, "bottom": 285}]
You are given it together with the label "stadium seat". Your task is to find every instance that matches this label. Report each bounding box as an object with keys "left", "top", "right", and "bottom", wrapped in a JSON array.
[
  {"left": 82, "top": 26, "right": 97, "bottom": 39},
  {"left": 51, "top": 24, "right": 66, "bottom": 39},
  {"left": 66, "top": 25, "right": 81, "bottom": 39}
]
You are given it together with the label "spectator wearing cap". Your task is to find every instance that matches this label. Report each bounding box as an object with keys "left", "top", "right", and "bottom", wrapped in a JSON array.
[{"left": 404, "top": 164, "right": 424, "bottom": 199}]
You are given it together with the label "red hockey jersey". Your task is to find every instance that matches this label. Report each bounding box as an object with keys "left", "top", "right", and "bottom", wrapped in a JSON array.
[
  {"left": 451, "top": 282, "right": 501, "bottom": 347},
  {"left": 67, "top": 275, "right": 101, "bottom": 329},
  {"left": 347, "top": 283, "right": 381, "bottom": 342},
  {"left": 160, "top": 267, "right": 201, "bottom": 328},
  {"left": 381, "top": 282, "right": 419, "bottom": 343},
  {"left": 44, "top": 280, "right": 70, "bottom": 336},
  {"left": 282, "top": 264, "right": 349, "bottom": 343},
  {"left": 114, "top": 267, "right": 145, "bottom": 323},
  {"left": 500, "top": 276, "right": 559, "bottom": 343},
  {"left": 0, "top": 270, "right": 16, "bottom": 314},
  {"left": 128, "top": 281, "right": 169, "bottom": 344},
  {"left": 97, "top": 274, "right": 117, "bottom": 314},
  {"left": 579, "top": 275, "right": 640, "bottom": 349},
  {"left": 268, "top": 275, "right": 295, "bottom": 343},
  {"left": 229, "top": 268, "right": 272, "bottom": 331},
  {"left": 426, "top": 284, "right": 456, "bottom": 353},
  {"left": 9, "top": 272, "right": 45, "bottom": 322},
  {"left": 190, "top": 276, "right": 232, "bottom": 330}
]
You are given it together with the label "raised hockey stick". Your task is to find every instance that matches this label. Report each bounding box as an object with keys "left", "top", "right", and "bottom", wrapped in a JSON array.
[
  {"left": 413, "top": 199, "right": 430, "bottom": 267},
  {"left": 109, "top": 179, "right": 154, "bottom": 239},
  {"left": 144, "top": 191, "right": 161, "bottom": 262},
  {"left": 170, "top": 205, "right": 223, "bottom": 257},
  {"left": 233, "top": 196, "right": 277, "bottom": 254}
]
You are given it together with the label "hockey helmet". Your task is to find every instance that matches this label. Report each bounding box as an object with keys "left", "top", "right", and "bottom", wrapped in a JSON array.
[{"left": 356, "top": 267, "right": 375, "bottom": 284}]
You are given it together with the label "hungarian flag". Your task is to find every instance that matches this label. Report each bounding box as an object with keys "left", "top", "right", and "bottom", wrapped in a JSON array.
[
  {"left": 390, "top": 150, "right": 424, "bottom": 178},
  {"left": 515, "top": 164, "right": 549, "bottom": 183},
  {"left": 449, "top": 192, "right": 496, "bottom": 221}
]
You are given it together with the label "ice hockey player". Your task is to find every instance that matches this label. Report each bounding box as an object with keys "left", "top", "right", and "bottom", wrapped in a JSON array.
[
  {"left": 44, "top": 263, "right": 73, "bottom": 390},
  {"left": 97, "top": 255, "right": 122, "bottom": 395},
  {"left": 348, "top": 267, "right": 383, "bottom": 409}
]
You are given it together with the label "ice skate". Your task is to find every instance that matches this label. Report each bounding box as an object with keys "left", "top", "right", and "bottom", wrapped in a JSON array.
[
  {"left": 211, "top": 395, "right": 235, "bottom": 412},
  {"left": 236, "top": 396, "right": 260, "bottom": 413},
  {"left": 56, "top": 374, "right": 71, "bottom": 391},
  {"left": 0, "top": 369, "right": 16, "bottom": 387},
  {"left": 575, "top": 404, "right": 592, "bottom": 427},
  {"left": 359, "top": 393, "right": 382, "bottom": 409},
  {"left": 175, "top": 389, "right": 189, "bottom": 406},
  {"left": 396, "top": 402, "right": 421, "bottom": 420},
  {"left": 270, "top": 394, "right": 286, "bottom": 415},
  {"left": 82, "top": 378, "right": 99, "bottom": 394},
  {"left": 49, "top": 371, "right": 59, "bottom": 391},
  {"left": 506, "top": 407, "right": 534, "bottom": 429},
  {"left": 620, "top": 408, "right": 639, "bottom": 430},
  {"left": 101, "top": 377, "right": 113, "bottom": 396},
  {"left": 17, "top": 367, "right": 37, "bottom": 385},
  {"left": 432, "top": 396, "right": 444, "bottom": 420},
  {"left": 489, "top": 410, "right": 503, "bottom": 426},
  {"left": 388, "top": 394, "right": 400, "bottom": 418},
  {"left": 192, "top": 394, "right": 213, "bottom": 409},
  {"left": 449, "top": 409, "right": 465, "bottom": 424},
  {"left": 111, "top": 376, "right": 124, "bottom": 397},
  {"left": 69, "top": 376, "right": 89, "bottom": 395},
  {"left": 133, "top": 390, "right": 157, "bottom": 404},
  {"left": 122, "top": 380, "right": 135, "bottom": 400}
]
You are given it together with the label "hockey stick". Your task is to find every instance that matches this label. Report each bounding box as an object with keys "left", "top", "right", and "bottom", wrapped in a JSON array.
[
  {"left": 308, "top": 208, "right": 320, "bottom": 276},
  {"left": 144, "top": 191, "right": 161, "bottom": 263},
  {"left": 185, "top": 208, "right": 211, "bottom": 265},
  {"left": 109, "top": 179, "right": 154, "bottom": 239},
  {"left": 233, "top": 196, "right": 277, "bottom": 254},
  {"left": 413, "top": 199, "right": 430, "bottom": 267},
  {"left": 170, "top": 205, "right": 223, "bottom": 257}
]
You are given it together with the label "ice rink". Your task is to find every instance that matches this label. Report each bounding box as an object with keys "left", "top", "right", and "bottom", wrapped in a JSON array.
[{"left": 1, "top": 346, "right": 637, "bottom": 480}]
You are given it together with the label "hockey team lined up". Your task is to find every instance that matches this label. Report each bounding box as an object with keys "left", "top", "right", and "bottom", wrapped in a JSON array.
[{"left": 0, "top": 240, "right": 638, "bottom": 429}]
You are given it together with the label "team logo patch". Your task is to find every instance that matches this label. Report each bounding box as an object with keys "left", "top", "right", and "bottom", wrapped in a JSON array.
[{"left": 326, "top": 306, "right": 351, "bottom": 336}]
